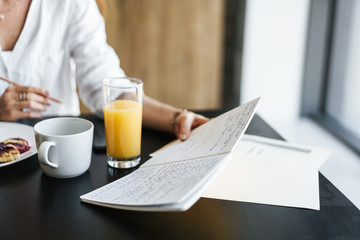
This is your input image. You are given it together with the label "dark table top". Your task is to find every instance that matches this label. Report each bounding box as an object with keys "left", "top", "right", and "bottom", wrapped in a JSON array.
[{"left": 1, "top": 111, "right": 360, "bottom": 240}]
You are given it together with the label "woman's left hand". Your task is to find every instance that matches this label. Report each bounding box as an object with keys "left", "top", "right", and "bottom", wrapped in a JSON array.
[{"left": 173, "top": 109, "right": 210, "bottom": 141}]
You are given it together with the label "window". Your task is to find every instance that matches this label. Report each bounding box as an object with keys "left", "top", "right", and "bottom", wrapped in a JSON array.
[{"left": 302, "top": 0, "right": 360, "bottom": 154}]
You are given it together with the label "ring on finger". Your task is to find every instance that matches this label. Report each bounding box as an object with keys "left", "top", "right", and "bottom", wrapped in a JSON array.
[
  {"left": 18, "top": 92, "right": 29, "bottom": 101},
  {"left": 19, "top": 92, "right": 24, "bottom": 101}
]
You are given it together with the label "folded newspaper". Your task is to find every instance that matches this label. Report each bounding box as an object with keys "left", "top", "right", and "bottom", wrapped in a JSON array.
[{"left": 80, "top": 97, "right": 260, "bottom": 211}]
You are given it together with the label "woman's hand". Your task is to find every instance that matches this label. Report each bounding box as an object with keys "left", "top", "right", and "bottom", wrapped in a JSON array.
[
  {"left": 0, "top": 85, "right": 50, "bottom": 121},
  {"left": 142, "top": 95, "right": 210, "bottom": 140},
  {"left": 173, "top": 109, "right": 210, "bottom": 141}
]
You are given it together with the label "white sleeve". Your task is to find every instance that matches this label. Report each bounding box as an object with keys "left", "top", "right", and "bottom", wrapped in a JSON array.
[{"left": 68, "top": 0, "right": 126, "bottom": 115}]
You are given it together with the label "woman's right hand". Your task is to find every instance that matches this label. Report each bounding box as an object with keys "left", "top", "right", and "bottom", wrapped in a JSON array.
[{"left": 0, "top": 85, "right": 50, "bottom": 121}]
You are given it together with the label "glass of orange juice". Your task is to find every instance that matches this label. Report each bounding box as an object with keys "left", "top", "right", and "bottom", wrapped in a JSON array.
[{"left": 102, "top": 77, "right": 143, "bottom": 168}]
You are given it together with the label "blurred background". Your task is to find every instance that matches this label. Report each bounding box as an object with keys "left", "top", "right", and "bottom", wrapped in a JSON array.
[
  {"left": 102, "top": 0, "right": 224, "bottom": 110},
  {"left": 95, "top": 0, "right": 360, "bottom": 209}
]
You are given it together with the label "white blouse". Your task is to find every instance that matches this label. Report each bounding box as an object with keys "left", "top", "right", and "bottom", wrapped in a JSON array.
[
  {"left": 0, "top": 0, "right": 125, "bottom": 116},
  {"left": 0, "top": 51, "right": 11, "bottom": 66}
]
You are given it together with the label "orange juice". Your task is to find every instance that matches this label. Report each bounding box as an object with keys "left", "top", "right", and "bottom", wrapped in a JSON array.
[{"left": 103, "top": 100, "right": 142, "bottom": 159}]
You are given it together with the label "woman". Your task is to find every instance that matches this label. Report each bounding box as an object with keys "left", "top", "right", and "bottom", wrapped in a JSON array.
[{"left": 0, "top": 0, "right": 208, "bottom": 140}]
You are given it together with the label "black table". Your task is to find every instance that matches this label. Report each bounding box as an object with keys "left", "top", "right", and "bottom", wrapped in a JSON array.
[{"left": 1, "top": 112, "right": 360, "bottom": 239}]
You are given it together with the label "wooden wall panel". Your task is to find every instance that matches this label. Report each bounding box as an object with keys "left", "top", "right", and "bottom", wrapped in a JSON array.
[{"left": 104, "top": 0, "right": 224, "bottom": 110}]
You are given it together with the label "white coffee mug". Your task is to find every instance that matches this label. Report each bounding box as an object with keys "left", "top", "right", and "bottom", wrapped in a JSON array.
[{"left": 34, "top": 117, "right": 94, "bottom": 178}]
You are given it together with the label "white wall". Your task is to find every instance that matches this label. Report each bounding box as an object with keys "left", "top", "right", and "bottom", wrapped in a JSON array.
[{"left": 241, "top": 0, "right": 310, "bottom": 136}]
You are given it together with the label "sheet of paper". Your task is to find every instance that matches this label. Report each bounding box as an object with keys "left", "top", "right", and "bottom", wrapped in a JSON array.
[
  {"left": 203, "top": 153, "right": 320, "bottom": 210},
  {"left": 151, "top": 134, "right": 331, "bottom": 168},
  {"left": 81, "top": 154, "right": 229, "bottom": 211},
  {"left": 142, "top": 97, "right": 260, "bottom": 167},
  {"left": 239, "top": 134, "right": 332, "bottom": 169},
  {"left": 203, "top": 135, "right": 331, "bottom": 210}
]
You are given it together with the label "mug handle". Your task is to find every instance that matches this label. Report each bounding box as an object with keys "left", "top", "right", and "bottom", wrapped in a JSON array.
[{"left": 38, "top": 141, "right": 58, "bottom": 168}]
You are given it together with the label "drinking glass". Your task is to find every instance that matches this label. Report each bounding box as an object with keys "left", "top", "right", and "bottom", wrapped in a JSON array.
[{"left": 102, "top": 77, "right": 143, "bottom": 168}]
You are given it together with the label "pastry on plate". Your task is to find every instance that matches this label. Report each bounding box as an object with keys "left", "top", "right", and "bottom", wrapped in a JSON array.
[
  {"left": 0, "top": 142, "right": 20, "bottom": 163},
  {"left": 3, "top": 138, "right": 31, "bottom": 153}
]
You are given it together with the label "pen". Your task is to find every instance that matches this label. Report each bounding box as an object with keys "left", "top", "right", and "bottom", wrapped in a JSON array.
[{"left": 0, "top": 76, "right": 63, "bottom": 104}]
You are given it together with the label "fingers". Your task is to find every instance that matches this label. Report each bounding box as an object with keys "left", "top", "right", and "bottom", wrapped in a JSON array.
[
  {"left": 191, "top": 114, "right": 210, "bottom": 129},
  {"left": 174, "top": 111, "right": 209, "bottom": 141},
  {"left": 17, "top": 98, "right": 48, "bottom": 112},
  {"left": 175, "top": 110, "right": 194, "bottom": 141},
  {"left": 9, "top": 109, "right": 43, "bottom": 121},
  {"left": 0, "top": 86, "right": 49, "bottom": 121},
  {"left": 26, "top": 91, "right": 51, "bottom": 106},
  {"left": 16, "top": 85, "right": 50, "bottom": 99},
  {"left": 0, "top": 101, "right": 43, "bottom": 121},
  {"left": 15, "top": 87, "right": 50, "bottom": 110},
  {"left": 16, "top": 86, "right": 50, "bottom": 104}
]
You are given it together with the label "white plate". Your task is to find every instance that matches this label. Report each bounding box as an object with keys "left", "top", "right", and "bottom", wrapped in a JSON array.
[{"left": 0, "top": 122, "right": 37, "bottom": 167}]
